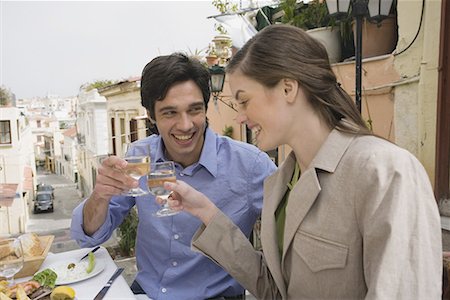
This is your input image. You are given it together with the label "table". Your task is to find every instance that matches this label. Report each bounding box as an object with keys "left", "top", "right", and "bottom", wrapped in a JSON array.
[{"left": 29, "top": 247, "right": 136, "bottom": 300}]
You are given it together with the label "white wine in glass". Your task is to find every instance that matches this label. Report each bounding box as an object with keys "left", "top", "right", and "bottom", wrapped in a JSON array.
[
  {"left": 0, "top": 238, "right": 24, "bottom": 286},
  {"left": 122, "top": 143, "right": 151, "bottom": 197},
  {"left": 148, "top": 161, "right": 179, "bottom": 217}
]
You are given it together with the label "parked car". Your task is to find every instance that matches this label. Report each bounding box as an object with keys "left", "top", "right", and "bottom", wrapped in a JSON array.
[
  {"left": 33, "top": 192, "right": 54, "bottom": 213},
  {"left": 36, "top": 183, "right": 54, "bottom": 199}
]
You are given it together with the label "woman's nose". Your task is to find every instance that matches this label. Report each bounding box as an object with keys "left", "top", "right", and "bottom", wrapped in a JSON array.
[{"left": 234, "top": 113, "right": 247, "bottom": 125}]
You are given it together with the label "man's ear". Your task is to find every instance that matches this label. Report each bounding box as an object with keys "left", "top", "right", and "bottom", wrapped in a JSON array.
[
  {"left": 147, "top": 110, "right": 156, "bottom": 124},
  {"left": 282, "top": 78, "right": 298, "bottom": 103}
]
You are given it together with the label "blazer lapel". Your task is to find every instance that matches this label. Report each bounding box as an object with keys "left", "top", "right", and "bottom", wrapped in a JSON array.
[
  {"left": 260, "top": 154, "right": 295, "bottom": 297},
  {"left": 281, "top": 123, "right": 357, "bottom": 261},
  {"left": 282, "top": 167, "right": 321, "bottom": 260}
]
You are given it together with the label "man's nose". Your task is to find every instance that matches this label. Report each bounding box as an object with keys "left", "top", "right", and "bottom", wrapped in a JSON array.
[{"left": 177, "top": 113, "right": 194, "bottom": 130}]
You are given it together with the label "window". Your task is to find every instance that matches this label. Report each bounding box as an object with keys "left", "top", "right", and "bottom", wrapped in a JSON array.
[
  {"left": 130, "top": 119, "right": 137, "bottom": 142},
  {"left": 0, "top": 120, "right": 11, "bottom": 144}
]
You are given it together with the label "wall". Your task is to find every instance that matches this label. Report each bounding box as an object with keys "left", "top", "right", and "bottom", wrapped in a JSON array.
[{"left": 394, "top": 0, "right": 441, "bottom": 184}]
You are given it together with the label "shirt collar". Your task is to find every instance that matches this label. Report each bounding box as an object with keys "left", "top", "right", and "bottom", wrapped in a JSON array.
[{"left": 153, "top": 127, "right": 218, "bottom": 177}]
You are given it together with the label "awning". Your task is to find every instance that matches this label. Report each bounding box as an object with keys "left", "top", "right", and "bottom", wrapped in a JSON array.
[{"left": 0, "top": 184, "right": 19, "bottom": 207}]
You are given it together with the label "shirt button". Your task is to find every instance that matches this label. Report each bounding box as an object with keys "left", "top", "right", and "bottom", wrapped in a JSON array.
[
  {"left": 174, "top": 234, "right": 179, "bottom": 240},
  {"left": 179, "top": 173, "right": 184, "bottom": 177},
  {"left": 172, "top": 261, "right": 178, "bottom": 267},
  {"left": 161, "top": 288, "right": 167, "bottom": 293}
]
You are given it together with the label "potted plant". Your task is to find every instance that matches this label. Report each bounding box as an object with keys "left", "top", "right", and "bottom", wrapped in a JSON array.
[
  {"left": 278, "top": 0, "right": 344, "bottom": 63},
  {"left": 205, "top": 43, "right": 219, "bottom": 67},
  {"left": 352, "top": 1, "right": 398, "bottom": 58},
  {"left": 222, "top": 125, "right": 234, "bottom": 138}
]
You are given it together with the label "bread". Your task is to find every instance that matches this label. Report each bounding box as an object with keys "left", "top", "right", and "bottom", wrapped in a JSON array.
[
  {"left": 0, "top": 243, "right": 13, "bottom": 260},
  {"left": 17, "top": 233, "right": 42, "bottom": 257}
]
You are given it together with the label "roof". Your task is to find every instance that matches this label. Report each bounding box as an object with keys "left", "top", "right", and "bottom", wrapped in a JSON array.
[{"left": 63, "top": 126, "right": 77, "bottom": 138}]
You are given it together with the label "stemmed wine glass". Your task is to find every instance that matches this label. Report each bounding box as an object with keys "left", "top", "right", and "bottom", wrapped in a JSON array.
[
  {"left": 0, "top": 238, "right": 24, "bottom": 286},
  {"left": 147, "top": 161, "right": 179, "bottom": 217},
  {"left": 122, "top": 143, "right": 151, "bottom": 197}
]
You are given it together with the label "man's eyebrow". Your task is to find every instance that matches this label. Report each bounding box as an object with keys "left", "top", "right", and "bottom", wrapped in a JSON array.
[
  {"left": 189, "top": 101, "right": 205, "bottom": 107},
  {"left": 157, "top": 105, "right": 177, "bottom": 114}
]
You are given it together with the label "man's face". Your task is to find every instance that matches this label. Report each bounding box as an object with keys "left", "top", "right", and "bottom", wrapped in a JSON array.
[{"left": 153, "top": 80, "right": 207, "bottom": 167}]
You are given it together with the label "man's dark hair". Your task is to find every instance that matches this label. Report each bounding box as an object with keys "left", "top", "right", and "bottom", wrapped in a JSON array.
[{"left": 140, "top": 53, "right": 211, "bottom": 121}]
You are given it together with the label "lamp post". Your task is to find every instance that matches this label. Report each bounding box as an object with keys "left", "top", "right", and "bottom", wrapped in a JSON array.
[
  {"left": 209, "top": 64, "right": 226, "bottom": 103},
  {"left": 326, "top": 0, "right": 394, "bottom": 113}
]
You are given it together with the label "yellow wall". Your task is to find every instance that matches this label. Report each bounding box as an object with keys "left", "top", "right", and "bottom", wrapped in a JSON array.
[{"left": 394, "top": 0, "right": 441, "bottom": 184}]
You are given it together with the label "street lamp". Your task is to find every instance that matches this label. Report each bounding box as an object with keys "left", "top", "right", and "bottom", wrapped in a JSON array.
[
  {"left": 326, "top": 0, "right": 394, "bottom": 112},
  {"left": 209, "top": 64, "right": 226, "bottom": 107},
  {"left": 209, "top": 65, "right": 226, "bottom": 97}
]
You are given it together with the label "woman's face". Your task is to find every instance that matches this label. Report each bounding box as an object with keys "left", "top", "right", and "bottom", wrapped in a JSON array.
[{"left": 228, "top": 70, "right": 290, "bottom": 151}]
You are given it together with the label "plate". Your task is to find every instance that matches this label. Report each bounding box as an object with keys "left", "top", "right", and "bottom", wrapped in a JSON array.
[{"left": 47, "top": 257, "right": 106, "bottom": 285}]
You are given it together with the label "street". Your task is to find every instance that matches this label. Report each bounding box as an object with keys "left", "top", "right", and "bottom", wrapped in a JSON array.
[{"left": 26, "top": 168, "right": 84, "bottom": 252}]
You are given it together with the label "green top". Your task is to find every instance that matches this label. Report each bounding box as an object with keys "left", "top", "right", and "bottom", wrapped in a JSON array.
[{"left": 275, "top": 162, "right": 301, "bottom": 257}]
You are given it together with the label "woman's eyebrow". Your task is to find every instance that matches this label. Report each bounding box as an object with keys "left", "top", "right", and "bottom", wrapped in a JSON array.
[{"left": 234, "top": 90, "right": 244, "bottom": 100}]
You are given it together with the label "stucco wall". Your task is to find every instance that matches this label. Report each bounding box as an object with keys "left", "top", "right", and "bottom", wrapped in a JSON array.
[{"left": 394, "top": 0, "right": 441, "bottom": 184}]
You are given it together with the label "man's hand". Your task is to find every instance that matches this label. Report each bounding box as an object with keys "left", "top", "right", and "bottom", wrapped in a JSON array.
[
  {"left": 83, "top": 155, "right": 139, "bottom": 235},
  {"left": 91, "top": 156, "right": 138, "bottom": 202}
]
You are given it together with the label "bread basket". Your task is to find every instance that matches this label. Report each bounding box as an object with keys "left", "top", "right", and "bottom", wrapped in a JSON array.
[{"left": 15, "top": 235, "right": 54, "bottom": 279}]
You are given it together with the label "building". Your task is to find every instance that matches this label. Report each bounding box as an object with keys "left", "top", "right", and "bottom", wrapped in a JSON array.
[
  {"left": 57, "top": 126, "right": 79, "bottom": 183},
  {"left": 0, "top": 106, "right": 35, "bottom": 235},
  {"left": 76, "top": 88, "right": 109, "bottom": 197}
]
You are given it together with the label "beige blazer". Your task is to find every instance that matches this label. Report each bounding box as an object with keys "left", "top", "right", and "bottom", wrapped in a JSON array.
[{"left": 193, "top": 128, "right": 442, "bottom": 299}]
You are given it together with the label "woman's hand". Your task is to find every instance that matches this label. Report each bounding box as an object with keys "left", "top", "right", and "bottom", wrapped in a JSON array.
[{"left": 159, "top": 180, "right": 219, "bottom": 225}]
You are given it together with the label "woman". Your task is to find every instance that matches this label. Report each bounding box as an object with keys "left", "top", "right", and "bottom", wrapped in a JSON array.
[{"left": 162, "top": 25, "right": 442, "bottom": 299}]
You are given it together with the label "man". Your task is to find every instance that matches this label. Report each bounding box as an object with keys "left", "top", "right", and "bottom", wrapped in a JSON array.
[{"left": 71, "top": 53, "right": 276, "bottom": 299}]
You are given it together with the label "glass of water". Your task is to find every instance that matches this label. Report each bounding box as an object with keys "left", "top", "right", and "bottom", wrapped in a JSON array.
[
  {"left": 0, "top": 238, "right": 24, "bottom": 286},
  {"left": 147, "top": 161, "right": 179, "bottom": 217}
]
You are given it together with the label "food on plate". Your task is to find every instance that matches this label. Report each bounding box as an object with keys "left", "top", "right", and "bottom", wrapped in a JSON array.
[
  {"left": 0, "top": 281, "right": 8, "bottom": 293},
  {"left": 0, "top": 292, "right": 12, "bottom": 300},
  {"left": 85, "top": 252, "right": 95, "bottom": 274},
  {"left": 66, "top": 264, "right": 75, "bottom": 271},
  {"left": 17, "top": 234, "right": 42, "bottom": 258},
  {"left": 50, "top": 286, "right": 75, "bottom": 300},
  {"left": 4, "top": 281, "right": 40, "bottom": 299},
  {"left": 15, "top": 285, "right": 31, "bottom": 300},
  {"left": 32, "top": 269, "right": 57, "bottom": 289}
]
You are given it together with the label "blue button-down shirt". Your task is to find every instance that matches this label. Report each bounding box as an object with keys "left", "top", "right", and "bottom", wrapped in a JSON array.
[{"left": 71, "top": 128, "right": 276, "bottom": 300}]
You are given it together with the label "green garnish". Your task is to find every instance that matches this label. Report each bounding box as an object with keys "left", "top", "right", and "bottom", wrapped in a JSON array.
[
  {"left": 32, "top": 268, "right": 57, "bottom": 288},
  {"left": 86, "top": 252, "right": 95, "bottom": 274}
]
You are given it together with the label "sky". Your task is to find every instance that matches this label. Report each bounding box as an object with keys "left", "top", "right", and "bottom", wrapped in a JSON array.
[{"left": 0, "top": 1, "right": 221, "bottom": 99}]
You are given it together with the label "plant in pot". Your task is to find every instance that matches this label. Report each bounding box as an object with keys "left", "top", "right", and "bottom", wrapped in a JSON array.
[
  {"left": 205, "top": 43, "right": 219, "bottom": 67},
  {"left": 352, "top": 0, "right": 398, "bottom": 59},
  {"left": 222, "top": 125, "right": 234, "bottom": 138},
  {"left": 116, "top": 207, "right": 138, "bottom": 258},
  {"left": 278, "top": 0, "right": 353, "bottom": 63}
]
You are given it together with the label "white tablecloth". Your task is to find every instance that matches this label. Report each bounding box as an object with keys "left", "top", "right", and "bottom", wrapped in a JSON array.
[{"left": 35, "top": 247, "right": 136, "bottom": 300}]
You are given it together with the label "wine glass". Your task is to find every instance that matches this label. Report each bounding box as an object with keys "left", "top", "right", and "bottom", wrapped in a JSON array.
[
  {"left": 147, "top": 161, "right": 179, "bottom": 217},
  {"left": 0, "top": 238, "right": 24, "bottom": 286},
  {"left": 122, "top": 143, "right": 151, "bottom": 197}
]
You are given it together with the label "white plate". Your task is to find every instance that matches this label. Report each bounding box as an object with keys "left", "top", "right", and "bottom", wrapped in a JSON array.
[{"left": 47, "top": 257, "right": 106, "bottom": 285}]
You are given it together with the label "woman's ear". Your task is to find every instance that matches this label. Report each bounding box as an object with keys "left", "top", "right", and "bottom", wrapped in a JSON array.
[{"left": 282, "top": 78, "right": 298, "bottom": 103}]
